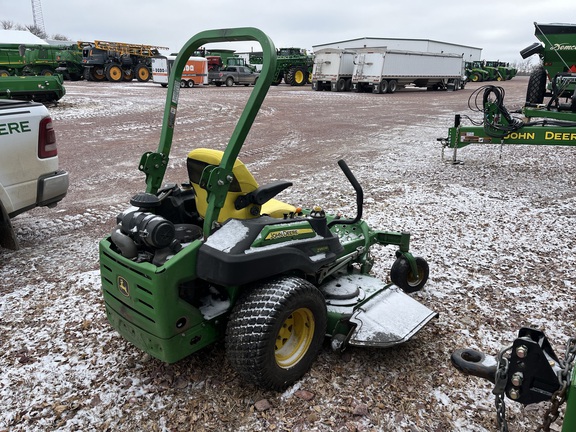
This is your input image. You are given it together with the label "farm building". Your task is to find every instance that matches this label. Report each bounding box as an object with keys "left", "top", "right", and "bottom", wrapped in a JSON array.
[{"left": 313, "top": 37, "right": 482, "bottom": 62}]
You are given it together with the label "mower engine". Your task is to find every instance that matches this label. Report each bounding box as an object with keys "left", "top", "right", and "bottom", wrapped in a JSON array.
[{"left": 110, "top": 184, "right": 203, "bottom": 265}]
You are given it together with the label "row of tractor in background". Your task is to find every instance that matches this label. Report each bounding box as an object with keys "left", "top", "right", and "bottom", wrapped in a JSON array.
[
  {"left": 465, "top": 60, "right": 517, "bottom": 82},
  {"left": 0, "top": 39, "right": 167, "bottom": 82}
]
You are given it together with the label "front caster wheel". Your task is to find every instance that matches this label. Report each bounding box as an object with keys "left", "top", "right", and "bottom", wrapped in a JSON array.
[
  {"left": 390, "top": 256, "right": 429, "bottom": 293},
  {"left": 225, "top": 276, "right": 327, "bottom": 390}
]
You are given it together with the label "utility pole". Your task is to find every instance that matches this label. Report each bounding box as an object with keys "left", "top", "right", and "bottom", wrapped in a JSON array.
[{"left": 30, "top": 0, "right": 46, "bottom": 34}]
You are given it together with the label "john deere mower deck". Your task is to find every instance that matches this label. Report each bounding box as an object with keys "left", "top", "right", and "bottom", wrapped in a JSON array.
[{"left": 98, "top": 28, "right": 436, "bottom": 390}]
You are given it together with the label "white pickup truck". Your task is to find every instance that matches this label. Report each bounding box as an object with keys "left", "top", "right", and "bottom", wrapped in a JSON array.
[{"left": 0, "top": 99, "right": 69, "bottom": 249}]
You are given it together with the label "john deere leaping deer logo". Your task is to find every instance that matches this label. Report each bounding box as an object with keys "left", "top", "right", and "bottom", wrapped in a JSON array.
[{"left": 117, "top": 276, "right": 130, "bottom": 297}]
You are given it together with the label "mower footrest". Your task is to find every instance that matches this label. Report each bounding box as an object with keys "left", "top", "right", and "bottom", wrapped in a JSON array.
[{"left": 348, "top": 287, "right": 437, "bottom": 348}]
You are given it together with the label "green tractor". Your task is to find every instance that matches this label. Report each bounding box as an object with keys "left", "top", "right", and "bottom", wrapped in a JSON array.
[
  {"left": 98, "top": 28, "right": 436, "bottom": 391},
  {"left": 251, "top": 47, "right": 312, "bottom": 86},
  {"left": 465, "top": 61, "right": 489, "bottom": 83},
  {"left": 522, "top": 22, "right": 576, "bottom": 105}
]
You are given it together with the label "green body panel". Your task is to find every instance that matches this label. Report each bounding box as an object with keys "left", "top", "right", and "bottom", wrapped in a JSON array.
[
  {"left": 563, "top": 367, "right": 576, "bottom": 431},
  {"left": 100, "top": 237, "right": 229, "bottom": 363}
]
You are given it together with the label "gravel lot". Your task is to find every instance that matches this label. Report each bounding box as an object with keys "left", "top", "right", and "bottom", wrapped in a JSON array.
[{"left": 1, "top": 76, "right": 575, "bottom": 432}]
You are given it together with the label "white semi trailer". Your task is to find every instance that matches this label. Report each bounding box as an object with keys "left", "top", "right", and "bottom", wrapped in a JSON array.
[
  {"left": 311, "top": 48, "right": 356, "bottom": 92},
  {"left": 351, "top": 48, "right": 465, "bottom": 93}
]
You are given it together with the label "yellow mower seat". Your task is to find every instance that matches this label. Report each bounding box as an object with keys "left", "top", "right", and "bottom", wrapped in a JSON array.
[{"left": 186, "top": 148, "right": 295, "bottom": 222}]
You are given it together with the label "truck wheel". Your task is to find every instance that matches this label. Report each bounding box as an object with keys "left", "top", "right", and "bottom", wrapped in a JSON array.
[
  {"left": 135, "top": 64, "right": 150, "bottom": 82},
  {"left": 226, "top": 276, "right": 327, "bottom": 391},
  {"left": 106, "top": 65, "right": 123, "bottom": 82},
  {"left": 526, "top": 65, "right": 546, "bottom": 105},
  {"left": 390, "top": 256, "right": 429, "bottom": 293},
  {"left": 376, "top": 79, "right": 388, "bottom": 94},
  {"left": 387, "top": 79, "right": 397, "bottom": 93},
  {"left": 225, "top": 77, "right": 234, "bottom": 87}
]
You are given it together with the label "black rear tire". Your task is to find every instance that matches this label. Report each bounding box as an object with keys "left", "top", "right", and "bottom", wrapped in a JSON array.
[
  {"left": 526, "top": 65, "right": 546, "bottom": 105},
  {"left": 226, "top": 276, "right": 327, "bottom": 390}
]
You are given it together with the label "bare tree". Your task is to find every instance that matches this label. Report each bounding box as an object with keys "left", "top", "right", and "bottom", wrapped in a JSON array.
[
  {"left": 51, "top": 34, "right": 70, "bottom": 41},
  {"left": 1, "top": 20, "right": 15, "bottom": 30},
  {"left": 25, "top": 24, "right": 47, "bottom": 40}
]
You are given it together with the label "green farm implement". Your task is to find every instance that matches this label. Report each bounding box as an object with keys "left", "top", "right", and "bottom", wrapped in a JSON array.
[
  {"left": 440, "top": 23, "right": 576, "bottom": 162},
  {"left": 98, "top": 28, "right": 436, "bottom": 390},
  {"left": 0, "top": 74, "right": 66, "bottom": 103}
]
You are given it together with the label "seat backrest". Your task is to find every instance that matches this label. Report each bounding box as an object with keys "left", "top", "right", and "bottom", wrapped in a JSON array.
[{"left": 187, "top": 148, "right": 260, "bottom": 222}]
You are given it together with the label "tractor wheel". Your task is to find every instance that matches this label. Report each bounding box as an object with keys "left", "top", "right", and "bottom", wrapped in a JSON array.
[
  {"left": 286, "top": 66, "right": 307, "bottom": 86},
  {"left": 526, "top": 65, "right": 546, "bottom": 105},
  {"left": 91, "top": 67, "right": 106, "bottom": 81},
  {"left": 387, "top": 79, "right": 398, "bottom": 93},
  {"left": 39, "top": 68, "right": 53, "bottom": 76},
  {"left": 226, "top": 276, "right": 327, "bottom": 391},
  {"left": 135, "top": 64, "right": 150, "bottom": 82},
  {"left": 106, "top": 64, "right": 123, "bottom": 82},
  {"left": 390, "top": 256, "right": 429, "bottom": 293},
  {"left": 469, "top": 72, "right": 481, "bottom": 82},
  {"left": 0, "top": 69, "right": 10, "bottom": 77},
  {"left": 225, "top": 77, "right": 234, "bottom": 87}
]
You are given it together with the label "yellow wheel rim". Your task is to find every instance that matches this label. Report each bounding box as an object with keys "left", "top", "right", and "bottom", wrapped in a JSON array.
[
  {"left": 294, "top": 70, "right": 304, "bottom": 84},
  {"left": 138, "top": 68, "right": 150, "bottom": 81},
  {"left": 110, "top": 66, "right": 122, "bottom": 81},
  {"left": 275, "top": 308, "right": 315, "bottom": 368}
]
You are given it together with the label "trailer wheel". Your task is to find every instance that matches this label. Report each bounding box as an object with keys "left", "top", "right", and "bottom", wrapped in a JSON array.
[
  {"left": 376, "top": 79, "right": 388, "bottom": 94},
  {"left": 226, "top": 276, "right": 327, "bottom": 391},
  {"left": 106, "top": 64, "right": 123, "bottom": 82},
  {"left": 390, "top": 256, "right": 429, "bottom": 293},
  {"left": 387, "top": 79, "right": 397, "bottom": 93},
  {"left": 187, "top": 80, "right": 195, "bottom": 88},
  {"left": 526, "top": 65, "right": 546, "bottom": 105},
  {"left": 135, "top": 64, "right": 150, "bottom": 82},
  {"left": 336, "top": 78, "right": 346, "bottom": 92}
]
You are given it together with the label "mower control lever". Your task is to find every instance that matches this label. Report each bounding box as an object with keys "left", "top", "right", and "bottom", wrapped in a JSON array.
[{"left": 327, "top": 159, "right": 363, "bottom": 228}]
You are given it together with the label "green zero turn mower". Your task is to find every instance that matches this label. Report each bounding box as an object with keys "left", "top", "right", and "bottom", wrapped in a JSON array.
[{"left": 98, "top": 28, "right": 436, "bottom": 390}]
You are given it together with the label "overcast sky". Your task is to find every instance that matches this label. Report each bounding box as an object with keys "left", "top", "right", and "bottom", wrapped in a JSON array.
[{"left": 2, "top": 0, "right": 575, "bottom": 64}]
